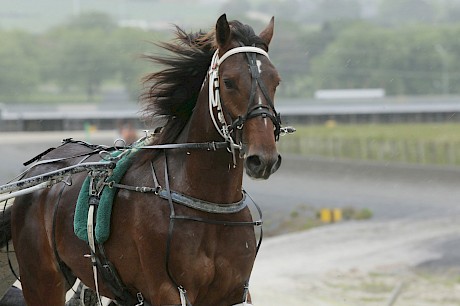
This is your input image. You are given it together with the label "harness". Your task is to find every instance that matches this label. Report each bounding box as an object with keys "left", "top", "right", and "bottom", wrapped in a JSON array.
[
  {"left": 79, "top": 142, "right": 262, "bottom": 306},
  {"left": 1, "top": 44, "right": 295, "bottom": 306},
  {"left": 80, "top": 45, "right": 280, "bottom": 306}
]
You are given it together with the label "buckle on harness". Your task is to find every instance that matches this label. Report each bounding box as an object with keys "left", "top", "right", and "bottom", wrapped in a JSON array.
[
  {"left": 179, "top": 286, "right": 187, "bottom": 306},
  {"left": 135, "top": 292, "right": 144, "bottom": 306}
]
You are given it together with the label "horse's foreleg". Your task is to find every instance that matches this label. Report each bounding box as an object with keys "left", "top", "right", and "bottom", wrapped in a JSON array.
[
  {"left": 12, "top": 202, "right": 67, "bottom": 306},
  {"left": 20, "top": 268, "right": 67, "bottom": 306},
  {"left": 15, "top": 235, "right": 68, "bottom": 306}
]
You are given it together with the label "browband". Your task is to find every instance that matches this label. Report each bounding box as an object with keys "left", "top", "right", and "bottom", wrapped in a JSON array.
[{"left": 216, "top": 46, "right": 270, "bottom": 65}]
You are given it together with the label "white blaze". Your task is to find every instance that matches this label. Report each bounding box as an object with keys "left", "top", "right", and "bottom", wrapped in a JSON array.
[
  {"left": 256, "top": 60, "right": 263, "bottom": 106},
  {"left": 256, "top": 60, "right": 262, "bottom": 74},
  {"left": 256, "top": 60, "right": 268, "bottom": 127}
]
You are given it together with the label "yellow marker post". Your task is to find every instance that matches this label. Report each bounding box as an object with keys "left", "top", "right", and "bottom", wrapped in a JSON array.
[
  {"left": 333, "top": 208, "right": 342, "bottom": 222},
  {"left": 320, "top": 208, "right": 342, "bottom": 223},
  {"left": 320, "top": 209, "right": 332, "bottom": 223}
]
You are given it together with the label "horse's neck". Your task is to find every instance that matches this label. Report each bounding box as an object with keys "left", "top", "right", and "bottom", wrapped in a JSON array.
[{"left": 172, "top": 93, "right": 244, "bottom": 204}]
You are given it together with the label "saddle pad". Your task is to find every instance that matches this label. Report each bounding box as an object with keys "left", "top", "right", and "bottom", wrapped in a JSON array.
[{"left": 74, "top": 149, "right": 134, "bottom": 244}]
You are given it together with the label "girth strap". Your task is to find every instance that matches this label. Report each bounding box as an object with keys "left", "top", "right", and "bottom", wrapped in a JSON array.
[
  {"left": 96, "top": 244, "right": 145, "bottom": 305},
  {"left": 88, "top": 203, "right": 147, "bottom": 305}
]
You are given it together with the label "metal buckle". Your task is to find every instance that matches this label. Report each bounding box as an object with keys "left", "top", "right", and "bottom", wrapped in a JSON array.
[
  {"left": 114, "top": 138, "right": 127, "bottom": 148},
  {"left": 135, "top": 292, "right": 144, "bottom": 306},
  {"left": 280, "top": 126, "right": 297, "bottom": 136},
  {"left": 179, "top": 286, "right": 187, "bottom": 306}
]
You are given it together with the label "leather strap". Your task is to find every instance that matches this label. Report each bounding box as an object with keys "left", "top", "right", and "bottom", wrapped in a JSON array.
[{"left": 140, "top": 141, "right": 228, "bottom": 151}]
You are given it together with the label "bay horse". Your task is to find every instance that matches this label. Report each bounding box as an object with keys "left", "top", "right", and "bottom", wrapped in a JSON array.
[{"left": 0, "top": 14, "right": 282, "bottom": 306}]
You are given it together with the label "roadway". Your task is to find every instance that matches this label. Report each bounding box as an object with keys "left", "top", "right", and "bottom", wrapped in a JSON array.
[
  {"left": 245, "top": 153, "right": 460, "bottom": 220},
  {"left": 245, "top": 154, "right": 460, "bottom": 305}
]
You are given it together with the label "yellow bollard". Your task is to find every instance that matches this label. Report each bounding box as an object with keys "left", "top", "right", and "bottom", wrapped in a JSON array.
[
  {"left": 333, "top": 208, "right": 342, "bottom": 222},
  {"left": 320, "top": 208, "right": 342, "bottom": 223},
  {"left": 320, "top": 209, "right": 332, "bottom": 223}
]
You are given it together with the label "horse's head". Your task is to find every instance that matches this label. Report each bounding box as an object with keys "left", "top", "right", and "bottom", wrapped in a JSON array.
[{"left": 209, "top": 14, "right": 282, "bottom": 180}]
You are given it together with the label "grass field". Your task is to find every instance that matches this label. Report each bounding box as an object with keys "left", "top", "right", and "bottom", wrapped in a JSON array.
[{"left": 279, "top": 123, "right": 460, "bottom": 166}]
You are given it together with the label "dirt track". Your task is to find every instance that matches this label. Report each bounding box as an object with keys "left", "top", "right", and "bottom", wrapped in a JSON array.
[
  {"left": 247, "top": 155, "right": 460, "bottom": 305},
  {"left": 251, "top": 217, "right": 460, "bottom": 305}
]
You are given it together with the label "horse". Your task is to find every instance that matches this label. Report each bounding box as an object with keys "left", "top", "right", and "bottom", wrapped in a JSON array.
[{"left": 0, "top": 14, "right": 282, "bottom": 306}]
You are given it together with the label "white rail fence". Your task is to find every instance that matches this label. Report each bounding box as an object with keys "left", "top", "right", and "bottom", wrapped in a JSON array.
[{"left": 279, "top": 137, "right": 460, "bottom": 166}]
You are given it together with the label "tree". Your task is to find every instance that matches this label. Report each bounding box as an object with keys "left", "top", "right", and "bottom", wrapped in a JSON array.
[
  {"left": 0, "top": 30, "right": 40, "bottom": 101},
  {"left": 377, "top": 0, "right": 436, "bottom": 25},
  {"left": 45, "top": 13, "right": 119, "bottom": 101},
  {"left": 308, "top": 22, "right": 460, "bottom": 95},
  {"left": 52, "top": 29, "right": 117, "bottom": 101},
  {"left": 316, "top": 0, "right": 361, "bottom": 22},
  {"left": 66, "top": 12, "right": 117, "bottom": 32},
  {"left": 109, "top": 28, "right": 166, "bottom": 101}
]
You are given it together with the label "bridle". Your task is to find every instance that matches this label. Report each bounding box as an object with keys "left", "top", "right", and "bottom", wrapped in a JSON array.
[{"left": 208, "top": 45, "right": 282, "bottom": 163}]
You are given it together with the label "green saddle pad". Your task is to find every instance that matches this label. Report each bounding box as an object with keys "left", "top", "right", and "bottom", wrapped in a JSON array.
[{"left": 74, "top": 149, "right": 135, "bottom": 244}]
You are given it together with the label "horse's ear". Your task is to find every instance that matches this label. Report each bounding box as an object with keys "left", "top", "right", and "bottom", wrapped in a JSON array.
[
  {"left": 259, "top": 16, "right": 275, "bottom": 46},
  {"left": 216, "top": 14, "right": 231, "bottom": 48}
]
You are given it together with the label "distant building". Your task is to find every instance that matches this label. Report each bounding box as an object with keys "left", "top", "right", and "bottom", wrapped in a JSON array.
[{"left": 314, "top": 89, "right": 385, "bottom": 100}]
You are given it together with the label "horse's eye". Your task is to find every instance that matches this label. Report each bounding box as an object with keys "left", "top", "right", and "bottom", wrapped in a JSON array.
[{"left": 223, "top": 79, "right": 235, "bottom": 89}]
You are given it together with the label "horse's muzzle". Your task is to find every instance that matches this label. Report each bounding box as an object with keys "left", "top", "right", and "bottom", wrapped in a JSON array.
[{"left": 244, "top": 153, "right": 282, "bottom": 179}]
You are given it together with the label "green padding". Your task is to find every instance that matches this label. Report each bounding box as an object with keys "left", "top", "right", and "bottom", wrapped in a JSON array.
[
  {"left": 74, "top": 177, "right": 91, "bottom": 241},
  {"left": 74, "top": 150, "right": 134, "bottom": 243}
]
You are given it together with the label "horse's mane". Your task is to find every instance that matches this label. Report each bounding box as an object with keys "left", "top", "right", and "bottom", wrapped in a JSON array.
[{"left": 140, "top": 20, "right": 269, "bottom": 145}]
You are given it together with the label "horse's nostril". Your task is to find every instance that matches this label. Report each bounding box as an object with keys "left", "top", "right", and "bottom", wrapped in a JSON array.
[
  {"left": 245, "top": 153, "right": 281, "bottom": 179},
  {"left": 246, "top": 155, "right": 262, "bottom": 168}
]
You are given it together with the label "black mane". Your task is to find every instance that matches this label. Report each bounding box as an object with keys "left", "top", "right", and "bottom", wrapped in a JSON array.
[{"left": 140, "top": 20, "right": 267, "bottom": 145}]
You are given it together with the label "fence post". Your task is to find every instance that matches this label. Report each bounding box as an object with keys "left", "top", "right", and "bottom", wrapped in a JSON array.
[{"left": 445, "top": 142, "right": 455, "bottom": 165}]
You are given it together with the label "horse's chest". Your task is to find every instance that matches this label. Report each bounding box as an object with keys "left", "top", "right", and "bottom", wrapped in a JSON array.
[{"left": 172, "top": 224, "right": 256, "bottom": 286}]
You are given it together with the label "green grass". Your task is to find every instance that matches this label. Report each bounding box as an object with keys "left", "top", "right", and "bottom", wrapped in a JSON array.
[
  {"left": 279, "top": 123, "right": 460, "bottom": 166},
  {"left": 289, "top": 123, "right": 460, "bottom": 142},
  {"left": 264, "top": 203, "right": 372, "bottom": 237}
]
